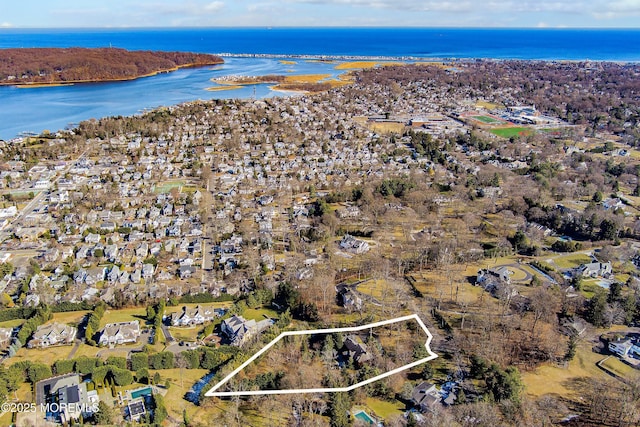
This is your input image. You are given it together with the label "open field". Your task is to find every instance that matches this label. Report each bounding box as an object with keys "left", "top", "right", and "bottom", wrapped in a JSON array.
[
  {"left": 475, "top": 101, "right": 503, "bottom": 110},
  {"left": 99, "top": 307, "right": 147, "bottom": 329},
  {"left": 367, "top": 121, "right": 406, "bottom": 134},
  {"left": 9, "top": 344, "right": 76, "bottom": 366},
  {"left": 153, "top": 180, "right": 185, "bottom": 194},
  {"left": 490, "top": 127, "right": 533, "bottom": 138},
  {"left": 521, "top": 340, "right": 608, "bottom": 399}
]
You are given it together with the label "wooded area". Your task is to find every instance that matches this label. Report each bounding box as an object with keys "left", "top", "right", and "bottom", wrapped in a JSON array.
[{"left": 0, "top": 47, "right": 223, "bottom": 85}]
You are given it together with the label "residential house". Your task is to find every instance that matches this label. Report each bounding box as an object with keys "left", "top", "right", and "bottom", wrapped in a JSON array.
[
  {"left": 28, "top": 323, "right": 77, "bottom": 348},
  {"left": 142, "top": 263, "right": 155, "bottom": 279},
  {"left": 0, "top": 327, "right": 13, "bottom": 347},
  {"left": 609, "top": 338, "right": 640, "bottom": 357},
  {"left": 221, "top": 315, "right": 273, "bottom": 346},
  {"left": 24, "top": 294, "right": 40, "bottom": 307},
  {"left": 476, "top": 266, "right": 516, "bottom": 297},
  {"left": 84, "top": 267, "right": 107, "bottom": 286},
  {"left": 342, "top": 335, "right": 372, "bottom": 364},
  {"left": 107, "top": 265, "right": 121, "bottom": 283},
  {"left": 170, "top": 305, "right": 223, "bottom": 327},
  {"left": 577, "top": 261, "right": 613, "bottom": 279},
  {"left": 336, "top": 205, "right": 361, "bottom": 219},
  {"left": 338, "top": 234, "right": 370, "bottom": 254},
  {"left": 179, "top": 265, "right": 197, "bottom": 279},
  {"left": 84, "top": 233, "right": 101, "bottom": 244},
  {"left": 36, "top": 374, "right": 99, "bottom": 424},
  {"left": 339, "top": 288, "right": 363, "bottom": 312},
  {"left": 98, "top": 321, "right": 141, "bottom": 346},
  {"left": 411, "top": 382, "right": 441, "bottom": 413},
  {"left": 43, "top": 247, "right": 60, "bottom": 263}
]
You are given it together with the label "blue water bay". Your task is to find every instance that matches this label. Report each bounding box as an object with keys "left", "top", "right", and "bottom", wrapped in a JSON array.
[{"left": 1, "top": 28, "right": 639, "bottom": 139}]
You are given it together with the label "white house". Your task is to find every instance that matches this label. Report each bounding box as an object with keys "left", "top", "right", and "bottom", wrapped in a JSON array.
[{"left": 98, "top": 321, "right": 141, "bottom": 346}]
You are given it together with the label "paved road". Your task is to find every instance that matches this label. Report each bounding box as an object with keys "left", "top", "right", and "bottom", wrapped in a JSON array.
[
  {"left": 66, "top": 338, "right": 83, "bottom": 360},
  {"left": 161, "top": 324, "right": 175, "bottom": 343}
]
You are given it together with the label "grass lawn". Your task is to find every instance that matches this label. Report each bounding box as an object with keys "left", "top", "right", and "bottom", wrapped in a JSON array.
[
  {"left": 490, "top": 127, "right": 532, "bottom": 138},
  {"left": 149, "top": 368, "right": 210, "bottom": 423},
  {"left": 8, "top": 344, "right": 76, "bottom": 367},
  {"left": 0, "top": 318, "right": 25, "bottom": 328},
  {"left": 51, "top": 310, "right": 90, "bottom": 326},
  {"left": 168, "top": 326, "right": 201, "bottom": 342},
  {"left": 243, "top": 306, "right": 280, "bottom": 321},
  {"left": 600, "top": 357, "right": 640, "bottom": 381},
  {"left": 365, "top": 397, "right": 406, "bottom": 420},
  {"left": 153, "top": 180, "right": 185, "bottom": 194},
  {"left": 357, "top": 279, "right": 390, "bottom": 300},
  {"left": 550, "top": 253, "right": 592, "bottom": 269},
  {"left": 580, "top": 280, "right": 604, "bottom": 299},
  {"left": 99, "top": 307, "right": 147, "bottom": 329},
  {"left": 71, "top": 343, "right": 101, "bottom": 359},
  {"left": 521, "top": 341, "right": 608, "bottom": 399}
]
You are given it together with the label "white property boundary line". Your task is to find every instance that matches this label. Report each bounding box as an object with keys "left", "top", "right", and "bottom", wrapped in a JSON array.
[{"left": 205, "top": 313, "right": 437, "bottom": 397}]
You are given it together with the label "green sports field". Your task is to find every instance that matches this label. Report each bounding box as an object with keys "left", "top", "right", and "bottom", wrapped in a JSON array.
[
  {"left": 491, "top": 127, "right": 532, "bottom": 138},
  {"left": 472, "top": 115, "right": 501, "bottom": 124}
]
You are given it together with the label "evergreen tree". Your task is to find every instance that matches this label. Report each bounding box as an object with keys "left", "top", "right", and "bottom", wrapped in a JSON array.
[
  {"left": 329, "top": 392, "right": 351, "bottom": 427},
  {"left": 586, "top": 289, "right": 609, "bottom": 327}
]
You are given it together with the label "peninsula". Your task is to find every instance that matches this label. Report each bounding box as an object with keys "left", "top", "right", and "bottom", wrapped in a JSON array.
[{"left": 0, "top": 47, "right": 224, "bottom": 86}]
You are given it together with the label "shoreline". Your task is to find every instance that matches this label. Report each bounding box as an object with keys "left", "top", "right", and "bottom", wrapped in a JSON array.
[
  {"left": 216, "top": 52, "right": 640, "bottom": 64},
  {"left": 2, "top": 61, "right": 224, "bottom": 88}
]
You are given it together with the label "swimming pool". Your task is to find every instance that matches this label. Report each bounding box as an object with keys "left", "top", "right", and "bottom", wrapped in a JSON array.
[
  {"left": 354, "top": 410, "right": 375, "bottom": 425},
  {"left": 130, "top": 387, "right": 152, "bottom": 399}
]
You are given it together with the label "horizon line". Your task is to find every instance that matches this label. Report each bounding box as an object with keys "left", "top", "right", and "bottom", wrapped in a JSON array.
[{"left": 2, "top": 26, "right": 640, "bottom": 30}]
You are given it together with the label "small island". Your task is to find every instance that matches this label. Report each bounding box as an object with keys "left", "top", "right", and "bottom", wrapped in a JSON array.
[
  {"left": 0, "top": 47, "right": 224, "bottom": 86},
  {"left": 208, "top": 73, "right": 353, "bottom": 93}
]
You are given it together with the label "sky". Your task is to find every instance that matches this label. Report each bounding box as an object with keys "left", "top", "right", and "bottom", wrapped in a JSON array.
[{"left": 2, "top": 0, "right": 640, "bottom": 28}]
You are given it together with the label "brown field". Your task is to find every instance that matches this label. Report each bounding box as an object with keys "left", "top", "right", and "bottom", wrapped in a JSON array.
[
  {"left": 475, "top": 100, "right": 504, "bottom": 110},
  {"left": 368, "top": 122, "right": 406, "bottom": 134},
  {"left": 522, "top": 340, "right": 610, "bottom": 399}
]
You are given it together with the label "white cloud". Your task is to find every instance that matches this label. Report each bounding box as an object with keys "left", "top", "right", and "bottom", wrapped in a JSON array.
[
  {"left": 609, "top": 0, "right": 640, "bottom": 12},
  {"left": 0, "top": 22, "right": 13, "bottom": 28},
  {"left": 286, "top": 0, "right": 584, "bottom": 14},
  {"left": 204, "top": 1, "right": 225, "bottom": 12}
]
